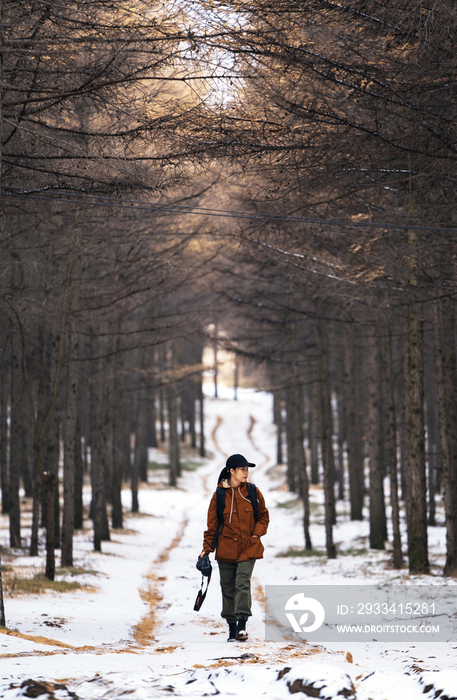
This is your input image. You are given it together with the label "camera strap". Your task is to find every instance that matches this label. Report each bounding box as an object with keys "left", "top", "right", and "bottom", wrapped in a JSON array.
[{"left": 193, "top": 570, "right": 212, "bottom": 611}]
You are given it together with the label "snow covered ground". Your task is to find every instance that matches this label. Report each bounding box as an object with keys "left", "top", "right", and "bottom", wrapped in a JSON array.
[{"left": 1, "top": 385, "right": 457, "bottom": 699}]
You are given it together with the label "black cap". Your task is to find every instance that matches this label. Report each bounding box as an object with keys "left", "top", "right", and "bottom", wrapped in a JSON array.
[{"left": 226, "top": 454, "right": 256, "bottom": 470}]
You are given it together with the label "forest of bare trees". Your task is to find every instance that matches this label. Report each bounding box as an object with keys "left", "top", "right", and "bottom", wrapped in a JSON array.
[{"left": 1, "top": 0, "right": 457, "bottom": 624}]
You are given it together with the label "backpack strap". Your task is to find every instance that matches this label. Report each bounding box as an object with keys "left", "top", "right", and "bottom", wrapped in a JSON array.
[
  {"left": 247, "top": 482, "right": 259, "bottom": 522},
  {"left": 211, "top": 486, "right": 226, "bottom": 550},
  {"left": 216, "top": 486, "right": 226, "bottom": 524}
]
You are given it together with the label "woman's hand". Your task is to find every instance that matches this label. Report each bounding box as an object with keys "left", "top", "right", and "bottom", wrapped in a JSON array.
[{"left": 199, "top": 549, "right": 206, "bottom": 558}]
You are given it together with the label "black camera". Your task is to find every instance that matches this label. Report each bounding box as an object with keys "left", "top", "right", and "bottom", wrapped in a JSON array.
[{"left": 196, "top": 553, "right": 212, "bottom": 577}]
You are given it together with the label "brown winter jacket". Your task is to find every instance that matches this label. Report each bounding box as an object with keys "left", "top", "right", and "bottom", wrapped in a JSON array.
[{"left": 202, "top": 479, "right": 269, "bottom": 562}]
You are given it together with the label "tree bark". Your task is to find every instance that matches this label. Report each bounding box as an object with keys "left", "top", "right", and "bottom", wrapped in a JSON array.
[
  {"left": 30, "top": 469, "right": 41, "bottom": 557},
  {"left": 433, "top": 293, "right": 457, "bottom": 576},
  {"left": 74, "top": 414, "right": 83, "bottom": 530},
  {"left": 344, "top": 323, "right": 364, "bottom": 520},
  {"left": 9, "top": 323, "right": 22, "bottom": 548},
  {"left": 315, "top": 316, "right": 336, "bottom": 558},
  {"left": 335, "top": 348, "right": 346, "bottom": 502},
  {"left": 111, "top": 329, "right": 125, "bottom": 530},
  {"left": 199, "top": 378, "right": 205, "bottom": 458},
  {"left": 46, "top": 408, "right": 61, "bottom": 547},
  {"left": 189, "top": 384, "right": 197, "bottom": 449},
  {"left": 167, "top": 357, "right": 180, "bottom": 486},
  {"left": 293, "top": 382, "right": 312, "bottom": 550},
  {"left": 367, "top": 327, "right": 387, "bottom": 550},
  {"left": 384, "top": 323, "right": 403, "bottom": 569},
  {"left": 159, "top": 387, "right": 166, "bottom": 444},
  {"left": 90, "top": 340, "right": 111, "bottom": 549},
  {"left": 134, "top": 350, "right": 149, "bottom": 484},
  {"left": 407, "top": 302, "right": 429, "bottom": 574},
  {"left": 61, "top": 327, "right": 80, "bottom": 566},
  {"left": 1, "top": 333, "right": 10, "bottom": 515},
  {"left": 0, "top": 548, "right": 5, "bottom": 626},
  {"left": 308, "top": 381, "right": 319, "bottom": 485},
  {"left": 285, "top": 385, "right": 298, "bottom": 493},
  {"left": 213, "top": 320, "right": 218, "bottom": 398},
  {"left": 273, "top": 390, "right": 284, "bottom": 465}
]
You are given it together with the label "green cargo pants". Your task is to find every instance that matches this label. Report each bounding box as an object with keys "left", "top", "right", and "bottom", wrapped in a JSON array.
[{"left": 218, "top": 559, "right": 256, "bottom": 623}]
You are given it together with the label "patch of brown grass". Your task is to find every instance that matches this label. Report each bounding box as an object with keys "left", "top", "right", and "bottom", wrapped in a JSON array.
[{"left": 3, "top": 575, "right": 86, "bottom": 596}]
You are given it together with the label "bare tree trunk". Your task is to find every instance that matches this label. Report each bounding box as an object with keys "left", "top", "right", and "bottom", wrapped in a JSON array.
[
  {"left": 147, "top": 373, "right": 158, "bottom": 449},
  {"left": 213, "top": 320, "right": 218, "bottom": 398},
  {"left": 384, "top": 323, "right": 403, "bottom": 569},
  {"left": 0, "top": 549, "right": 5, "bottom": 626},
  {"left": 159, "top": 387, "right": 166, "bottom": 444},
  {"left": 101, "top": 337, "right": 114, "bottom": 510},
  {"left": 335, "top": 347, "right": 346, "bottom": 502},
  {"left": 433, "top": 294, "right": 457, "bottom": 576},
  {"left": 344, "top": 324, "right": 364, "bottom": 520},
  {"left": 199, "top": 378, "right": 205, "bottom": 457},
  {"left": 180, "top": 389, "right": 187, "bottom": 443},
  {"left": 294, "top": 383, "right": 312, "bottom": 550},
  {"left": 1, "top": 334, "right": 10, "bottom": 515},
  {"left": 308, "top": 381, "right": 319, "bottom": 485},
  {"left": 234, "top": 355, "right": 239, "bottom": 401},
  {"left": 407, "top": 302, "right": 429, "bottom": 574},
  {"left": 111, "top": 329, "right": 125, "bottom": 529},
  {"left": 285, "top": 385, "right": 298, "bottom": 493},
  {"left": 130, "top": 424, "right": 139, "bottom": 514},
  {"left": 315, "top": 316, "right": 336, "bottom": 559},
  {"left": 0, "top": 15, "right": 8, "bottom": 624},
  {"left": 30, "top": 307, "right": 67, "bottom": 579},
  {"left": 74, "top": 414, "right": 83, "bottom": 530},
  {"left": 167, "top": 345, "right": 180, "bottom": 487},
  {"left": 43, "top": 475, "right": 56, "bottom": 580},
  {"left": 189, "top": 384, "right": 197, "bottom": 449},
  {"left": 367, "top": 327, "right": 387, "bottom": 550},
  {"left": 46, "top": 408, "right": 60, "bottom": 547},
  {"left": 61, "top": 327, "right": 79, "bottom": 566},
  {"left": 273, "top": 390, "right": 284, "bottom": 465},
  {"left": 30, "top": 469, "right": 41, "bottom": 556},
  {"left": 424, "top": 341, "right": 440, "bottom": 529},
  {"left": 134, "top": 349, "right": 149, "bottom": 484},
  {"left": 9, "top": 323, "right": 22, "bottom": 548},
  {"left": 168, "top": 383, "right": 180, "bottom": 486},
  {"left": 90, "top": 340, "right": 111, "bottom": 548},
  {"left": 398, "top": 338, "right": 411, "bottom": 514},
  {"left": 21, "top": 418, "right": 33, "bottom": 498}
]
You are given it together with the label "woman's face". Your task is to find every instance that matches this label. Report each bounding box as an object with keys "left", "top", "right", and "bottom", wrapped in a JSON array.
[{"left": 230, "top": 466, "right": 249, "bottom": 486}]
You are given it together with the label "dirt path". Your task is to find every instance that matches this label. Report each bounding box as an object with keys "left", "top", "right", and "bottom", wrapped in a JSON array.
[
  {"left": 247, "top": 414, "right": 271, "bottom": 469},
  {"left": 133, "top": 517, "right": 189, "bottom": 648}
]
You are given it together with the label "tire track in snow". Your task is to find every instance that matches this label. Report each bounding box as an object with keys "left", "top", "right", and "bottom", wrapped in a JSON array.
[
  {"left": 247, "top": 415, "right": 270, "bottom": 469},
  {"left": 133, "top": 516, "right": 189, "bottom": 648},
  {"left": 200, "top": 414, "right": 224, "bottom": 498},
  {"left": 123, "top": 411, "right": 225, "bottom": 649},
  {"left": 211, "top": 414, "right": 226, "bottom": 457}
]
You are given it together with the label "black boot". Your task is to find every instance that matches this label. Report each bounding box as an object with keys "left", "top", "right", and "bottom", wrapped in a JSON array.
[
  {"left": 237, "top": 619, "right": 248, "bottom": 641},
  {"left": 227, "top": 622, "right": 237, "bottom": 642}
]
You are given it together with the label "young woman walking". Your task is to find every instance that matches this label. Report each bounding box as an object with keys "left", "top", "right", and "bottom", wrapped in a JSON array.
[{"left": 199, "top": 453, "right": 269, "bottom": 642}]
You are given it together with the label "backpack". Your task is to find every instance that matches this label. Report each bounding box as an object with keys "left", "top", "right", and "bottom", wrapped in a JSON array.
[{"left": 211, "top": 482, "right": 259, "bottom": 550}]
